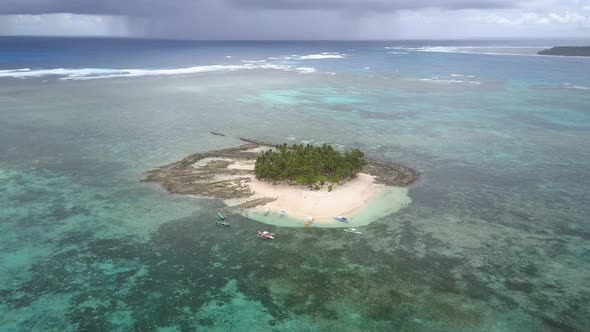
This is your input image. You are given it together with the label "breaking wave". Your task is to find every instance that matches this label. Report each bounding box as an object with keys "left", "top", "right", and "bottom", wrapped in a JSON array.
[
  {"left": 563, "top": 83, "right": 590, "bottom": 91},
  {"left": 295, "top": 67, "right": 317, "bottom": 74},
  {"left": 387, "top": 46, "right": 554, "bottom": 57},
  {"left": 0, "top": 63, "right": 317, "bottom": 80},
  {"left": 297, "top": 52, "right": 346, "bottom": 60},
  {"left": 417, "top": 75, "right": 481, "bottom": 85}
]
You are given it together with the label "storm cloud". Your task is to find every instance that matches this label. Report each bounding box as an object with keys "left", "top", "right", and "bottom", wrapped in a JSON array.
[
  {"left": 0, "top": 0, "right": 588, "bottom": 39},
  {"left": 229, "top": 0, "right": 516, "bottom": 12},
  {"left": 0, "top": 0, "right": 517, "bottom": 16},
  {"left": 0, "top": 0, "right": 183, "bottom": 16}
]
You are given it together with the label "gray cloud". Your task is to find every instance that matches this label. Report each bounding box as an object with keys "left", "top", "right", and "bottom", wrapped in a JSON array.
[
  {"left": 0, "top": 0, "right": 184, "bottom": 16},
  {"left": 229, "top": 0, "right": 516, "bottom": 12},
  {"left": 0, "top": 0, "right": 517, "bottom": 16},
  {"left": 0, "top": 0, "right": 587, "bottom": 39}
]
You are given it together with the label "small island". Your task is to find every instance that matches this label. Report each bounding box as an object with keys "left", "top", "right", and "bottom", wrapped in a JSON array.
[
  {"left": 538, "top": 46, "right": 590, "bottom": 57},
  {"left": 144, "top": 139, "right": 418, "bottom": 227}
]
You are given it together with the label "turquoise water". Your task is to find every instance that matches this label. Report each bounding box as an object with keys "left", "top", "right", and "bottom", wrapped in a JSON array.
[
  {"left": 1, "top": 39, "right": 590, "bottom": 331},
  {"left": 243, "top": 186, "right": 411, "bottom": 228}
]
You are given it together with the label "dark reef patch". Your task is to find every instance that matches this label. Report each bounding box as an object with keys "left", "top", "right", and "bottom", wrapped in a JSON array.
[{"left": 2, "top": 196, "right": 586, "bottom": 330}]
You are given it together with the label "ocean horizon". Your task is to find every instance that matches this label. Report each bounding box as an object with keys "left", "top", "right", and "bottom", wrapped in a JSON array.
[{"left": 1, "top": 37, "right": 589, "bottom": 331}]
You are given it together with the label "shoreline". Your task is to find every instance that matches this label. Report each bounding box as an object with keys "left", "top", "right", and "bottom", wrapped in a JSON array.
[
  {"left": 241, "top": 184, "right": 410, "bottom": 228},
  {"left": 239, "top": 173, "right": 384, "bottom": 223}
]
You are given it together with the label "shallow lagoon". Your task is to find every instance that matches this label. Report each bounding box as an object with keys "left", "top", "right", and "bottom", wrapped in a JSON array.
[{"left": 1, "top": 40, "right": 590, "bottom": 330}]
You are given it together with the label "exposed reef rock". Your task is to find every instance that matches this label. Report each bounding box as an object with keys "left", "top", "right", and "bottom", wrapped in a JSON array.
[{"left": 144, "top": 144, "right": 259, "bottom": 200}]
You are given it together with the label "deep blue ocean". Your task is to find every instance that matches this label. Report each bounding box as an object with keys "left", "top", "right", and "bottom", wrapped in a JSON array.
[{"left": 0, "top": 37, "right": 589, "bottom": 331}]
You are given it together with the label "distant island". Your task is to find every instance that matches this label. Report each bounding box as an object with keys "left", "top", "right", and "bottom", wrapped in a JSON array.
[
  {"left": 144, "top": 138, "right": 418, "bottom": 227},
  {"left": 538, "top": 46, "right": 590, "bottom": 57}
]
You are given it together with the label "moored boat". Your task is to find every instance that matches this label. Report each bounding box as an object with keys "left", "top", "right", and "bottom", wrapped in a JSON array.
[
  {"left": 258, "top": 230, "right": 274, "bottom": 240},
  {"left": 344, "top": 228, "right": 362, "bottom": 235},
  {"left": 334, "top": 216, "right": 349, "bottom": 222},
  {"left": 216, "top": 221, "right": 230, "bottom": 227}
]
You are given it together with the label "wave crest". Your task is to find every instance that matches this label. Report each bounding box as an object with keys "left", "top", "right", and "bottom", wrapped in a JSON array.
[
  {"left": 297, "top": 52, "right": 346, "bottom": 60},
  {"left": 0, "top": 63, "right": 316, "bottom": 80}
]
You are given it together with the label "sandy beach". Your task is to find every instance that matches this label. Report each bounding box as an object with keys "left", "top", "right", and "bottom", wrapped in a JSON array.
[
  {"left": 216, "top": 158, "right": 389, "bottom": 222},
  {"left": 247, "top": 173, "right": 382, "bottom": 221}
]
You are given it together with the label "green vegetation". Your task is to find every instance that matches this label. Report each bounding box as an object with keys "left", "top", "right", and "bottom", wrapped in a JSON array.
[
  {"left": 538, "top": 46, "right": 590, "bottom": 57},
  {"left": 254, "top": 143, "right": 367, "bottom": 187}
]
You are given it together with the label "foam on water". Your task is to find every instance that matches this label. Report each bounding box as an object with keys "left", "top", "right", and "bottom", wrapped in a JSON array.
[
  {"left": 391, "top": 45, "right": 558, "bottom": 57},
  {"left": 563, "top": 83, "right": 590, "bottom": 90},
  {"left": 297, "top": 52, "right": 347, "bottom": 60},
  {"left": 0, "top": 63, "right": 317, "bottom": 80},
  {"left": 240, "top": 59, "right": 267, "bottom": 63},
  {"left": 295, "top": 67, "right": 317, "bottom": 73},
  {"left": 417, "top": 76, "right": 482, "bottom": 85}
]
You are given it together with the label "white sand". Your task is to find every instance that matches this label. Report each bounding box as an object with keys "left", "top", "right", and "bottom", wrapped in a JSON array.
[
  {"left": 243, "top": 173, "right": 402, "bottom": 225},
  {"left": 192, "top": 157, "right": 234, "bottom": 168},
  {"left": 227, "top": 160, "right": 255, "bottom": 170}
]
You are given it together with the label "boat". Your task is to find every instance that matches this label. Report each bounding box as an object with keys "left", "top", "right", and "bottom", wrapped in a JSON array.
[
  {"left": 264, "top": 208, "right": 270, "bottom": 216},
  {"left": 279, "top": 210, "right": 286, "bottom": 218},
  {"left": 334, "top": 216, "right": 349, "bottom": 222},
  {"left": 258, "top": 230, "right": 274, "bottom": 240},
  {"left": 344, "top": 228, "right": 362, "bottom": 235},
  {"left": 216, "top": 212, "right": 226, "bottom": 221},
  {"left": 216, "top": 221, "right": 230, "bottom": 227}
]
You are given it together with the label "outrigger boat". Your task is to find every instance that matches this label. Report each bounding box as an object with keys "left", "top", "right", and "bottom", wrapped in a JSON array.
[
  {"left": 344, "top": 228, "right": 362, "bottom": 235},
  {"left": 216, "top": 212, "right": 226, "bottom": 221},
  {"left": 216, "top": 221, "right": 230, "bottom": 227},
  {"left": 258, "top": 230, "right": 274, "bottom": 240},
  {"left": 334, "top": 216, "right": 349, "bottom": 222}
]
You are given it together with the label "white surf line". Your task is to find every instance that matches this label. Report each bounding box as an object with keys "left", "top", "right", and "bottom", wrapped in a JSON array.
[{"left": 0, "top": 63, "right": 319, "bottom": 80}]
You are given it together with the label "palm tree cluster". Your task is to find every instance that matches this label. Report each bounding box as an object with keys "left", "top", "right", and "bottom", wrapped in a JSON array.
[{"left": 254, "top": 143, "right": 367, "bottom": 188}]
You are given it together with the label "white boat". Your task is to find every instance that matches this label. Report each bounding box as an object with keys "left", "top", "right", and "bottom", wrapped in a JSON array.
[
  {"left": 334, "top": 216, "right": 349, "bottom": 222},
  {"left": 264, "top": 208, "right": 270, "bottom": 216},
  {"left": 258, "top": 230, "right": 274, "bottom": 240},
  {"left": 344, "top": 228, "right": 362, "bottom": 235}
]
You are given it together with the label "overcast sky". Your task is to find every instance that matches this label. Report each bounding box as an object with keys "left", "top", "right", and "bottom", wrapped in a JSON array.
[{"left": 0, "top": 0, "right": 589, "bottom": 39}]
